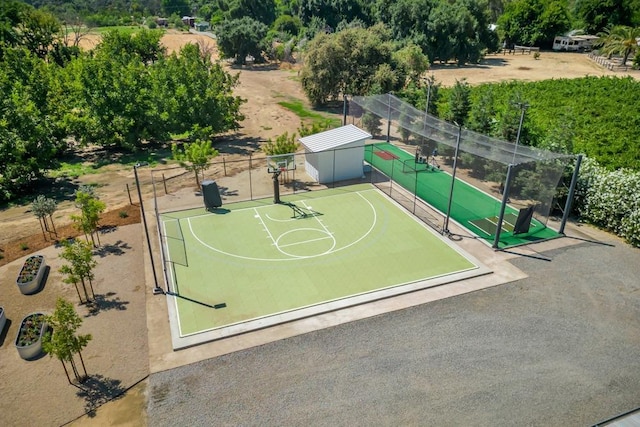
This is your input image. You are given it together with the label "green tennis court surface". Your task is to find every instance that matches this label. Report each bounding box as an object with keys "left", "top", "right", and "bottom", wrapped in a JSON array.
[
  {"left": 160, "top": 184, "right": 489, "bottom": 348},
  {"left": 365, "top": 143, "right": 561, "bottom": 248}
]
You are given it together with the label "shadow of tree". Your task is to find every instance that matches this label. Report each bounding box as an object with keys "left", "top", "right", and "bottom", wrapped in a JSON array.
[
  {"left": 84, "top": 292, "right": 129, "bottom": 317},
  {"left": 75, "top": 374, "right": 127, "bottom": 417},
  {"left": 93, "top": 240, "right": 131, "bottom": 258}
]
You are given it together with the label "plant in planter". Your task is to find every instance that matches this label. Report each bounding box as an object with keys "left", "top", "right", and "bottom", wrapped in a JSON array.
[
  {"left": 15, "top": 312, "right": 48, "bottom": 360},
  {"left": 16, "top": 255, "right": 47, "bottom": 295}
]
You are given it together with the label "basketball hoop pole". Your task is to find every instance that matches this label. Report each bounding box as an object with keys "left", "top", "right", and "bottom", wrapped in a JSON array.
[
  {"left": 134, "top": 164, "right": 164, "bottom": 295},
  {"left": 272, "top": 169, "right": 282, "bottom": 204}
]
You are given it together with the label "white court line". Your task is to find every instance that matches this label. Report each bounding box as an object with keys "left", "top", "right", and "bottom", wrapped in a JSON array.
[{"left": 186, "top": 190, "right": 378, "bottom": 262}]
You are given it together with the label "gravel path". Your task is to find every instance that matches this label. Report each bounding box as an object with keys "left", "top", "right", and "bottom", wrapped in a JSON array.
[{"left": 148, "top": 228, "right": 640, "bottom": 426}]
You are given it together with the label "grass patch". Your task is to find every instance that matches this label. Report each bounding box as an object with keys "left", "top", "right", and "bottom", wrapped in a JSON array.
[
  {"left": 49, "top": 162, "right": 99, "bottom": 179},
  {"left": 91, "top": 25, "right": 150, "bottom": 35},
  {"left": 278, "top": 99, "right": 342, "bottom": 128}
]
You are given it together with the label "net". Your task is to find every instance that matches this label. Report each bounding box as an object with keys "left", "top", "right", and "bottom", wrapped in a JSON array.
[{"left": 351, "top": 93, "right": 577, "bottom": 248}]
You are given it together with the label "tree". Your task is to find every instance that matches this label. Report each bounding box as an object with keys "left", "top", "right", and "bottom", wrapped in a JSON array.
[
  {"left": 392, "top": 43, "right": 429, "bottom": 87},
  {"left": 0, "top": 47, "right": 66, "bottom": 202},
  {"left": 215, "top": 17, "right": 269, "bottom": 65},
  {"left": 15, "top": 8, "right": 61, "bottom": 59},
  {"left": 426, "top": 0, "right": 497, "bottom": 65},
  {"left": 172, "top": 139, "right": 219, "bottom": 188},
  {"left": 300, "top": 25, "right": 400, "bottom": 104},
  {"left": 43, "top": 298, "right": 92, "bottom": 384},
  {"left": 162, "top": 0, "right": 190, "bottom": 17},
  {"left": 71, "top": 188, "right": 106, "bottom": 247},
  {"left": 59, "top": 239, "right": 97, "bottom": 304},
  {"left": 596, "top": 25, "right": 640, "bottom": 65},
  {"left": 151, "top": 43, "right": 245, "bottom": 139},
  {"left": 468, "top": 87, "right": 496, "bottom": 134},
  {"left": 31, "top": 195, "right": 57, "bottom": 240},
  {"left": 498, "top": 0, "right": 571, "bottom": 48},
  {"left": 362, "top": 112, "right": 382, "bottom": 137},
  {"left": 447, "top": 79, "right": 471, "bottom": 126},
  {"left": 299, "top": 0, "right": 369, "bottom": 30},
  {"left": 225, "top": 0, "right": 277, "bottom": 26},
  {"left": 573, "top": 0, "right": 634, "bottom": 34}
]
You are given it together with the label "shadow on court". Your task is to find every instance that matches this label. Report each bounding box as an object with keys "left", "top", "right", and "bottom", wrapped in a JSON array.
[{"left": 167, "top": 291, "right": 227, "bottom": 310}]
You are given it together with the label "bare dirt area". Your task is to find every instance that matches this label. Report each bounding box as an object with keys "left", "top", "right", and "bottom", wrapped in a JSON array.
[
  {"left": 1, "top": 34, "right": 638, "bottom": 426},
  {"left": 429, "top": 50, "right": 640, "bottom": 86}
]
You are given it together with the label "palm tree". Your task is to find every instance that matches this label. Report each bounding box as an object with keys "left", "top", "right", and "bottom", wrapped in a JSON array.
[{"left": 596, "top": 25, "right": 640, "bottom": 65}]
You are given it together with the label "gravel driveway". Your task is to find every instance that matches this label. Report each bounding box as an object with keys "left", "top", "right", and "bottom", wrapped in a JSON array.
[{"left": 148, "top": 226, "right": 640, "bottom": 426}]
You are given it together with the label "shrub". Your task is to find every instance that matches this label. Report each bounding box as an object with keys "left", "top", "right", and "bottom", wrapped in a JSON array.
[
  {"left": 20, "top": 243, "right": 29, "bottom": 251},
  {"left": 119, "top": 210, "right": 129, "bottom": 218},
  {"left": 577, "top": 157, "right": 640, "bottom": 247}
]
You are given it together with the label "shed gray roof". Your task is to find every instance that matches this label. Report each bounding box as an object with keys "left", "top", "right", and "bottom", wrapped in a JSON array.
[{"left": 299, "top": 124, "right": 371, "bottom": 153}]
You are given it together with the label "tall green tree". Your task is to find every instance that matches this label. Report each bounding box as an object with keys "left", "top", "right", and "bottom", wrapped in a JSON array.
[
  {"left": 573, "top": 0, "right": 634, "bottom": 34},
  {"left": 43, "top": 298, "right": 92, "bottom": 384},
  {"left": 151, "top": 43, "right": 245, "bottom": 139},
  {"left": 596, "top": 25, "right": 640, "bottom": 65},
  {"left": 301, "top": 24, "right": 401, "bottom": 104},
  {"left": 498, "top": 0, "right": 571, "bottom": 48},
  {"left": 447, "top": 79, "right": 471, "bottom": 126},
  {"left": 225, "top": 0, "right": 277, "bottom": 25},
  {"left": 215, "top": 17, "right": 268, "bottom": 65},
  {"left": 162, "top": 0, "right": 190, "bottom": 17},
  {"left": 0, "top": 47, "right": 66, "bottom": 202},
  {"left": 15, "top": 7, "right": 61, "bottom": 59},
  {"left": 172, "top": 139, "right": 219, "bottom": 187},
  {"left": 299, "top": 0, "right": 369, "bottom": 29}
]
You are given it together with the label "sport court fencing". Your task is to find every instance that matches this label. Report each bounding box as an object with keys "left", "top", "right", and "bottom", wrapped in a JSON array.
[{"left": 349, "top": 93, "right": 580, "bottom": 248}]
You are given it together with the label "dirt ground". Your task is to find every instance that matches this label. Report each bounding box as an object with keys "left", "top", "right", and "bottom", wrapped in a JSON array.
[{"left": 1, "top": 33, "right": 639, "bottom": 426}]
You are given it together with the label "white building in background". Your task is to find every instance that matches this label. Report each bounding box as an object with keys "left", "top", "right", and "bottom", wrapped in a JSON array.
[{"left": 299, "top": 125, "right": 371, "bottom": 184}]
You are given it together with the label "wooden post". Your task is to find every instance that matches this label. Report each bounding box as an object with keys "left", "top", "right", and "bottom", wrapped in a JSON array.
[
  {"left": 126, "top": 183, "right": 133, "bottom": 205},
  {"left": 223, "top": 157, "right": 227, "bottom": 176},
  {"left": 162, "top": 174, "right": 168, "bottom": 194}
]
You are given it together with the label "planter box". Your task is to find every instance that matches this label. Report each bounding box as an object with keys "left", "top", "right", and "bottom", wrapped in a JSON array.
[
  {"left": 15, "top": 312, "right": 48, "bottom": 360},
  {"left": 16, "top": 255, "right": 46, "bottom": 295},
  {"left": 0, "top": 307, "right": 6, "bottom": 334}
]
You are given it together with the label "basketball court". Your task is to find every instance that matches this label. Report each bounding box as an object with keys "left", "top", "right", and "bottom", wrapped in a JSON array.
[{"left": 159, "top": 184, "right": 491, "bottom": 349}]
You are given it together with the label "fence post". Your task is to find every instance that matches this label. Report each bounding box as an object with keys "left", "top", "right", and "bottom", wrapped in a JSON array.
[
  {"left": 223, "top": 157, "right": 227, "bottom": 176},
  {"left": 126, "top": 183, "right": 133, "bottom": 205},
  {"left": 162, "top": 173, "right": 168, "bottom": 194}
]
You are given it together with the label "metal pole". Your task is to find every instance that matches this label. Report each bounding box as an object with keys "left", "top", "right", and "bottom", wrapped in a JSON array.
[
  {"left": 134, "top": 166, "right": 163, "bottom": 295},
  {"left": 444, "top": 125, "right": 462, "bottom": 234},
  {"left": 343, "top": 95, "right": 348, "bottom": 126},
  {"left": 559, "top": 154, "right": 583, "bottom": 234},
  {"left": 493, "top": 164, "right": 515, "bottom": 249},
  {"left": 386, "top": 94, "right": 392, "bottom": 143},
  {"left": 512, "top": 103, "right": 528, "bottom": 164},
  {"left": 425, "top": 78, "right": 432, "bottom": 116}
]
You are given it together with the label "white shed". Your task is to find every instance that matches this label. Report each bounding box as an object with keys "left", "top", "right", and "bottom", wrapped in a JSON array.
[{"left": 299, "top": 124, "right": 371, "bottom": 184}]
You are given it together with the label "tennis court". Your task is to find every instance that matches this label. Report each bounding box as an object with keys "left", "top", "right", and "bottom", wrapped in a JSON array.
[
  {"left": 365, "top": 143, "right": 561, "bottom": 248},
  {"left": 159, "top": 184, "right": 489, "bottom": 349}
]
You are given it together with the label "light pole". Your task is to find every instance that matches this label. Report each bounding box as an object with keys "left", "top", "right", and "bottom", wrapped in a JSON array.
[
  {"left": 512, "top": 102, "right": 529, "bottom": 164},
  {"left": 134, "top": 163, "right": 163, "bottom": 295}
]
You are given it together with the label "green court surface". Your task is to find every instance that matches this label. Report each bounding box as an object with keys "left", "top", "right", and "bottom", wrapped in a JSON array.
[
  {"left": 160, "top": 184, "right": 484, "bottom": 346},
  {"left": 365, "top": 143, "right": 560, "bottom": 248}
]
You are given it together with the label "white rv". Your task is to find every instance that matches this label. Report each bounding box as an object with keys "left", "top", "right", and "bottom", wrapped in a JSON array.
[{"left": 552, "top": 35, "right": 599, "bottom": 52}]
